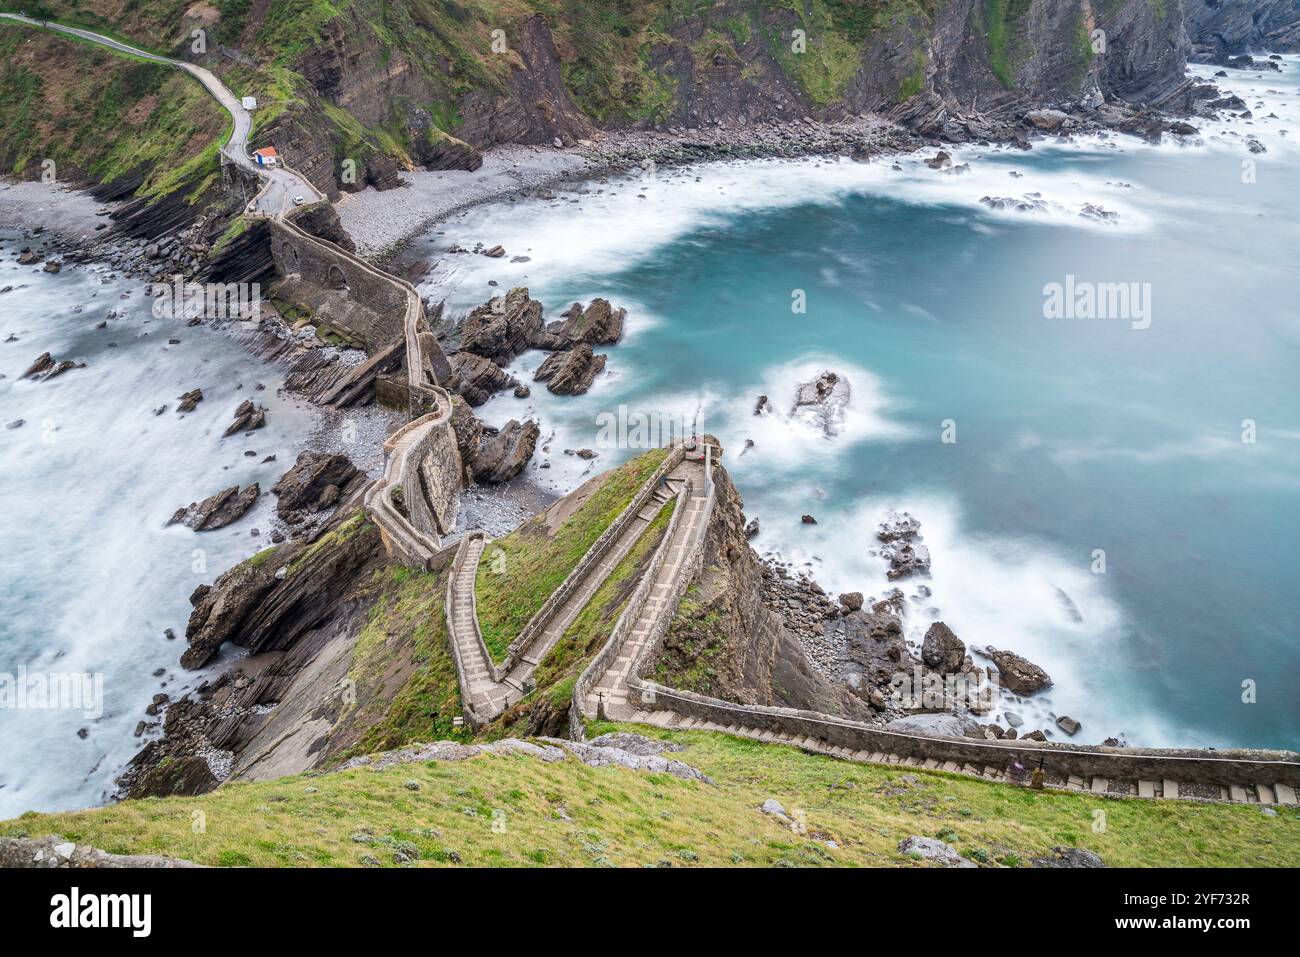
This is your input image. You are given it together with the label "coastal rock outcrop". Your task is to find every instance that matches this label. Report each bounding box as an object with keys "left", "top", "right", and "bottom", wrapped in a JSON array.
[
  {"left": 536, "top": 298, "right": 626, "bottom": 348},
  {"left": 791, "top": 370, "right": 850, "bottom": 438},
  {"left": 222, "top": 399, "right": 266, "bottom": 437},
  {"left": 982, "top": 646, "right": 1053, "bottom": 695},
  {"left": 920, "top": 621, "right": 966, "bottom": 675},
  {"left": 169, "top": 484, "right": 260, "bottom": 531},
  {"left": 450, "top": 352, "right": 517, "bottom": 406},
  {"left": 449, "top": 398, "right": 538, "bottom": 484},
  {"left": 534, "top": 343, "right": 606, "bottom": 395},
  {"left": 876, "top": 510, "right": 932, "bottom": 580},
  {"left": 459, "top": 287, "right": 544, "bottom": 367},
  {"left": 179, "top": 509, "right": 381, "bottom": 669},
  {"left": 270, "top": 450, "right": 361, "bottom": 525}
]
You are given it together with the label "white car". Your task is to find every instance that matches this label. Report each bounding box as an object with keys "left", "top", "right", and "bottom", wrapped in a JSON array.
[{"left": 292, "top": 195, "right": 305, "bottom": 206}]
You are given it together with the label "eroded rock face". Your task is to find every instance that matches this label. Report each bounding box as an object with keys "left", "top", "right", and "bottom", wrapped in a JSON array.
[
  {"left": 180, "top": 512, "right": 381, "bottom": 669},
  {"left": 271, "top": 450, "right": 360, "bottom": 524},
  {"left": 982, "top": 646, "right": 1053, "bottom": 695},
  {"left": 534, "top": 342, "right": 606, "bottom": 395},
  {"left": 791, "top": 370, "right": 850, "bottom": 438},
  {"left": 459, "top": 287, "right": 544, "bottom": 367},
  {"left": 471, "top": 419, "right": 541, "bottom": 483},
  {"left": 450, "top": 352, "right": 516, "bottom": 406},
  {"left": 538, "top": 298, "right": 626, "bottom": 348},
  {"left": 921, "top": 621, "right": 966, "bottom": 675},
  {"left": 169, "top": 484, "right": 260, "bottom": 531}
]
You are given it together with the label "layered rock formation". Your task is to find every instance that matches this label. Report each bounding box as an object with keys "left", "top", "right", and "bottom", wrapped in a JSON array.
[{"left": 1185, "top": 0, "right": 1300, "bottom": 55}]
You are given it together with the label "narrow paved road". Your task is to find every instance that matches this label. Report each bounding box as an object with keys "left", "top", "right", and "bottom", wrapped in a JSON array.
[{"left": 1, "top": 12, "right": 323, "bottom": 216}]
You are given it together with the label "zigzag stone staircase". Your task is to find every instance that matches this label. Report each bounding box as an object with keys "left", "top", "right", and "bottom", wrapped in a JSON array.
[{"left": 443, "top": 447, "right": 691, "bottom": 728}]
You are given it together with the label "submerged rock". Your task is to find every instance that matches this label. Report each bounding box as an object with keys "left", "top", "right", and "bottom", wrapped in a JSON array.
[{"left": 791, "top": 369, "right": 850, "bottom": 438}]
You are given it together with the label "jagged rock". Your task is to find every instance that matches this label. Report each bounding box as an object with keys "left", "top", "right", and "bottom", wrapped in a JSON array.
[
  {"left": 483, "top": 244, "right": 506, "bottom": 258},
  {"left": 222, "top": 399, "right": 266, "bottom": 437},
  {"left": 1031, "top": 847, "right": 1105, "bottom": 868},
  {"left": 838, "top": 591, "right": 863, "bottom": 612},
  {"left": 791, "top": 369, "right": 850, "bottom": 438},
  {"left": 754, "top": 394, "right": 769, "bottom": 415},
  {"left": 169, "top": 484, "right": 260, "bottom": 532},
  {"left": 1056, "top": 715, "right": 1081, "bottom": 736},
  {"left": 534, "top": 342, "right": 606, "bottom": 395},
  {"left": 743, "top": 518, "right": 760, "bottom": 539},
  {"left": 459, "top": 287, "right": 544, "bottom": 366},
  {"left": 537, "top": 298, "right": 626, "bottom": 347},
  {"left": 1024, "top": 109, "right": 1070, "bottom": 131},
  {"left": 179, "top": 514, "right": 382, "bottom": 669},
  {"left": 885, "top": 713, "right": 982, "bottom": 738},
  {"left": 271, "top": 450, "right": 359, "bottom": 524},
  {"left": 471, "top": 419, "right": 540, "bottom": 483},
  {"left": 42, "top": 260, "right": 61, "bottom": 273},
  {"left": 982, "top": 646, "right": 1052, "bottom": 695},
  {"left": 921, "top": 621, "right": 965, "bottom": 674},
  {"left": 801, "top": 514, "right": 817, "bottom": 524},
  {"left": 21, "top": 352, "right": 54, "bottom": 379},
  {"left": 898, "top": 835, "right": 976, "bottom": 867},
  {"left": 176, "top": 388, "right": 204, "bottom": 413},
  {"left": 0, "top": 835, "right": 200, "bottom": 868},
  {"left": 877, "top": 510, "right": 931, "bottom": 580},
  {"left": 924, "top": 150, "right": 952, "bottom": 169},
  {"left": 450, "top": 352, "right": 515, "bottom": 406}
]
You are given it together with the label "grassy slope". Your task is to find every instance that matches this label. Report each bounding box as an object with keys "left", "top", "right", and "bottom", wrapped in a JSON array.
[
  {"left": 474, "top": 448, "right": 668, "bottom": 662},
  {"left": 5, "top": 723, "right": 1295, "bottom": 867},
  {"left": 0, "top": 24, "right": 226, "bottom": 196}
]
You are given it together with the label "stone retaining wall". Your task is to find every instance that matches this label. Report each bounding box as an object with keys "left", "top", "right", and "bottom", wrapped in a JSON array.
[
  {"left": 491, "top": 447, "right": 687, "bottom": 681},
  {"left": 568, "top": 476, "right": 695, "bottom": 740},
  {"left": 598, "top": 449, "right": 1300, "bottom": 791}
]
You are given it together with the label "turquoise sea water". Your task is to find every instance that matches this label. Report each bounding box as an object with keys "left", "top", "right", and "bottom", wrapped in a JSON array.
[{"left": 416, "top": 61, "right": 1300, "bottom": 749}]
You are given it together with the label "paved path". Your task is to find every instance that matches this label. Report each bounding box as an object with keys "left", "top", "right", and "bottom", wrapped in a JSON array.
[
  {"left": 0, "top": 13, "right": 322, "bottom": 216},
  {"left": 583, "top": 457, "right": 709, "bottom": 721},
  {"left": 446, "top": 464, "right": 686, "bottom": 722},
  {"left": 616, "top": 708, "right": 1300, "bottom": 806}
]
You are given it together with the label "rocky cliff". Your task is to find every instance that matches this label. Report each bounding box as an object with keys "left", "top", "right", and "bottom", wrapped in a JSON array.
[
  {"left": 6, "top": 1, "right": 1199, "bottom": 209},
  {"left": 1185, "top": 0, "right": 1300, "bottom": 54}
]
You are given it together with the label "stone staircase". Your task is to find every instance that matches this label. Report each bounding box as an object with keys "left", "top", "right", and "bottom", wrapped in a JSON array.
[
  {"left": 615, "top": 709, "right": 1300, "bottom": 806},
  {"left": 584, "top": 459, "right": 710, "bottom": 722},
  {"left": 442, "top": 449, "right": 690, "bottom": 727}
]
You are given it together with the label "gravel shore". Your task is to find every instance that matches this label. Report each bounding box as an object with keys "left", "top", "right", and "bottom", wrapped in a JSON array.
[
  {"left": 335, "top": 146, "right": 591, "bottom": 258},
  {"left": 335, "top": 116, "right": 913, "bottom": 258},
  {"left": 0, "top": 179, "right": 111, "bottom": 241}
]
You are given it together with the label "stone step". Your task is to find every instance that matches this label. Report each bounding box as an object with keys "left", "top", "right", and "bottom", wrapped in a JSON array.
[
  {"left": 1274, "top": 783, "right": 1297, "bottom": 806},
  {"left": 1256, "top": 784, "right": 1276, "bottom": 805}
]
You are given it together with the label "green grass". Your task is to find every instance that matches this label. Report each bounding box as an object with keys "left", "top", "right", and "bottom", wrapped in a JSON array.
[
  {"left": 985, "top": 0, "right": 1032, "bottom": 90},
  {"left": 474, "top": 448, "right": 668, "bottom": 663},
  {"left": 331, "top": 563, "right": 472, "bottom": 761},
  {"left": 5, "top": 724, "right": 1295, "bottom": 867},
  {"left": 0, "top": 24, "right": 227, "bottom": 195}
]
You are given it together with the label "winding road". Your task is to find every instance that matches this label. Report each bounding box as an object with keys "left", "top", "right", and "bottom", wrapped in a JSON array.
[{"left": 0, "top": 12, "right": 322, "bottom": 215}]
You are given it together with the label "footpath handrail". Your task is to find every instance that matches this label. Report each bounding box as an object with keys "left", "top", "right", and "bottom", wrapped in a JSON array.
[
  {"left": 490, "top": 446, "right": 687, "bottom": 681},
  {"left": 568, "top": 474, "right": 694, "bottom": 739},
  {"left": 446, "top": 533, "right": 490, "bottom": 730}
]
